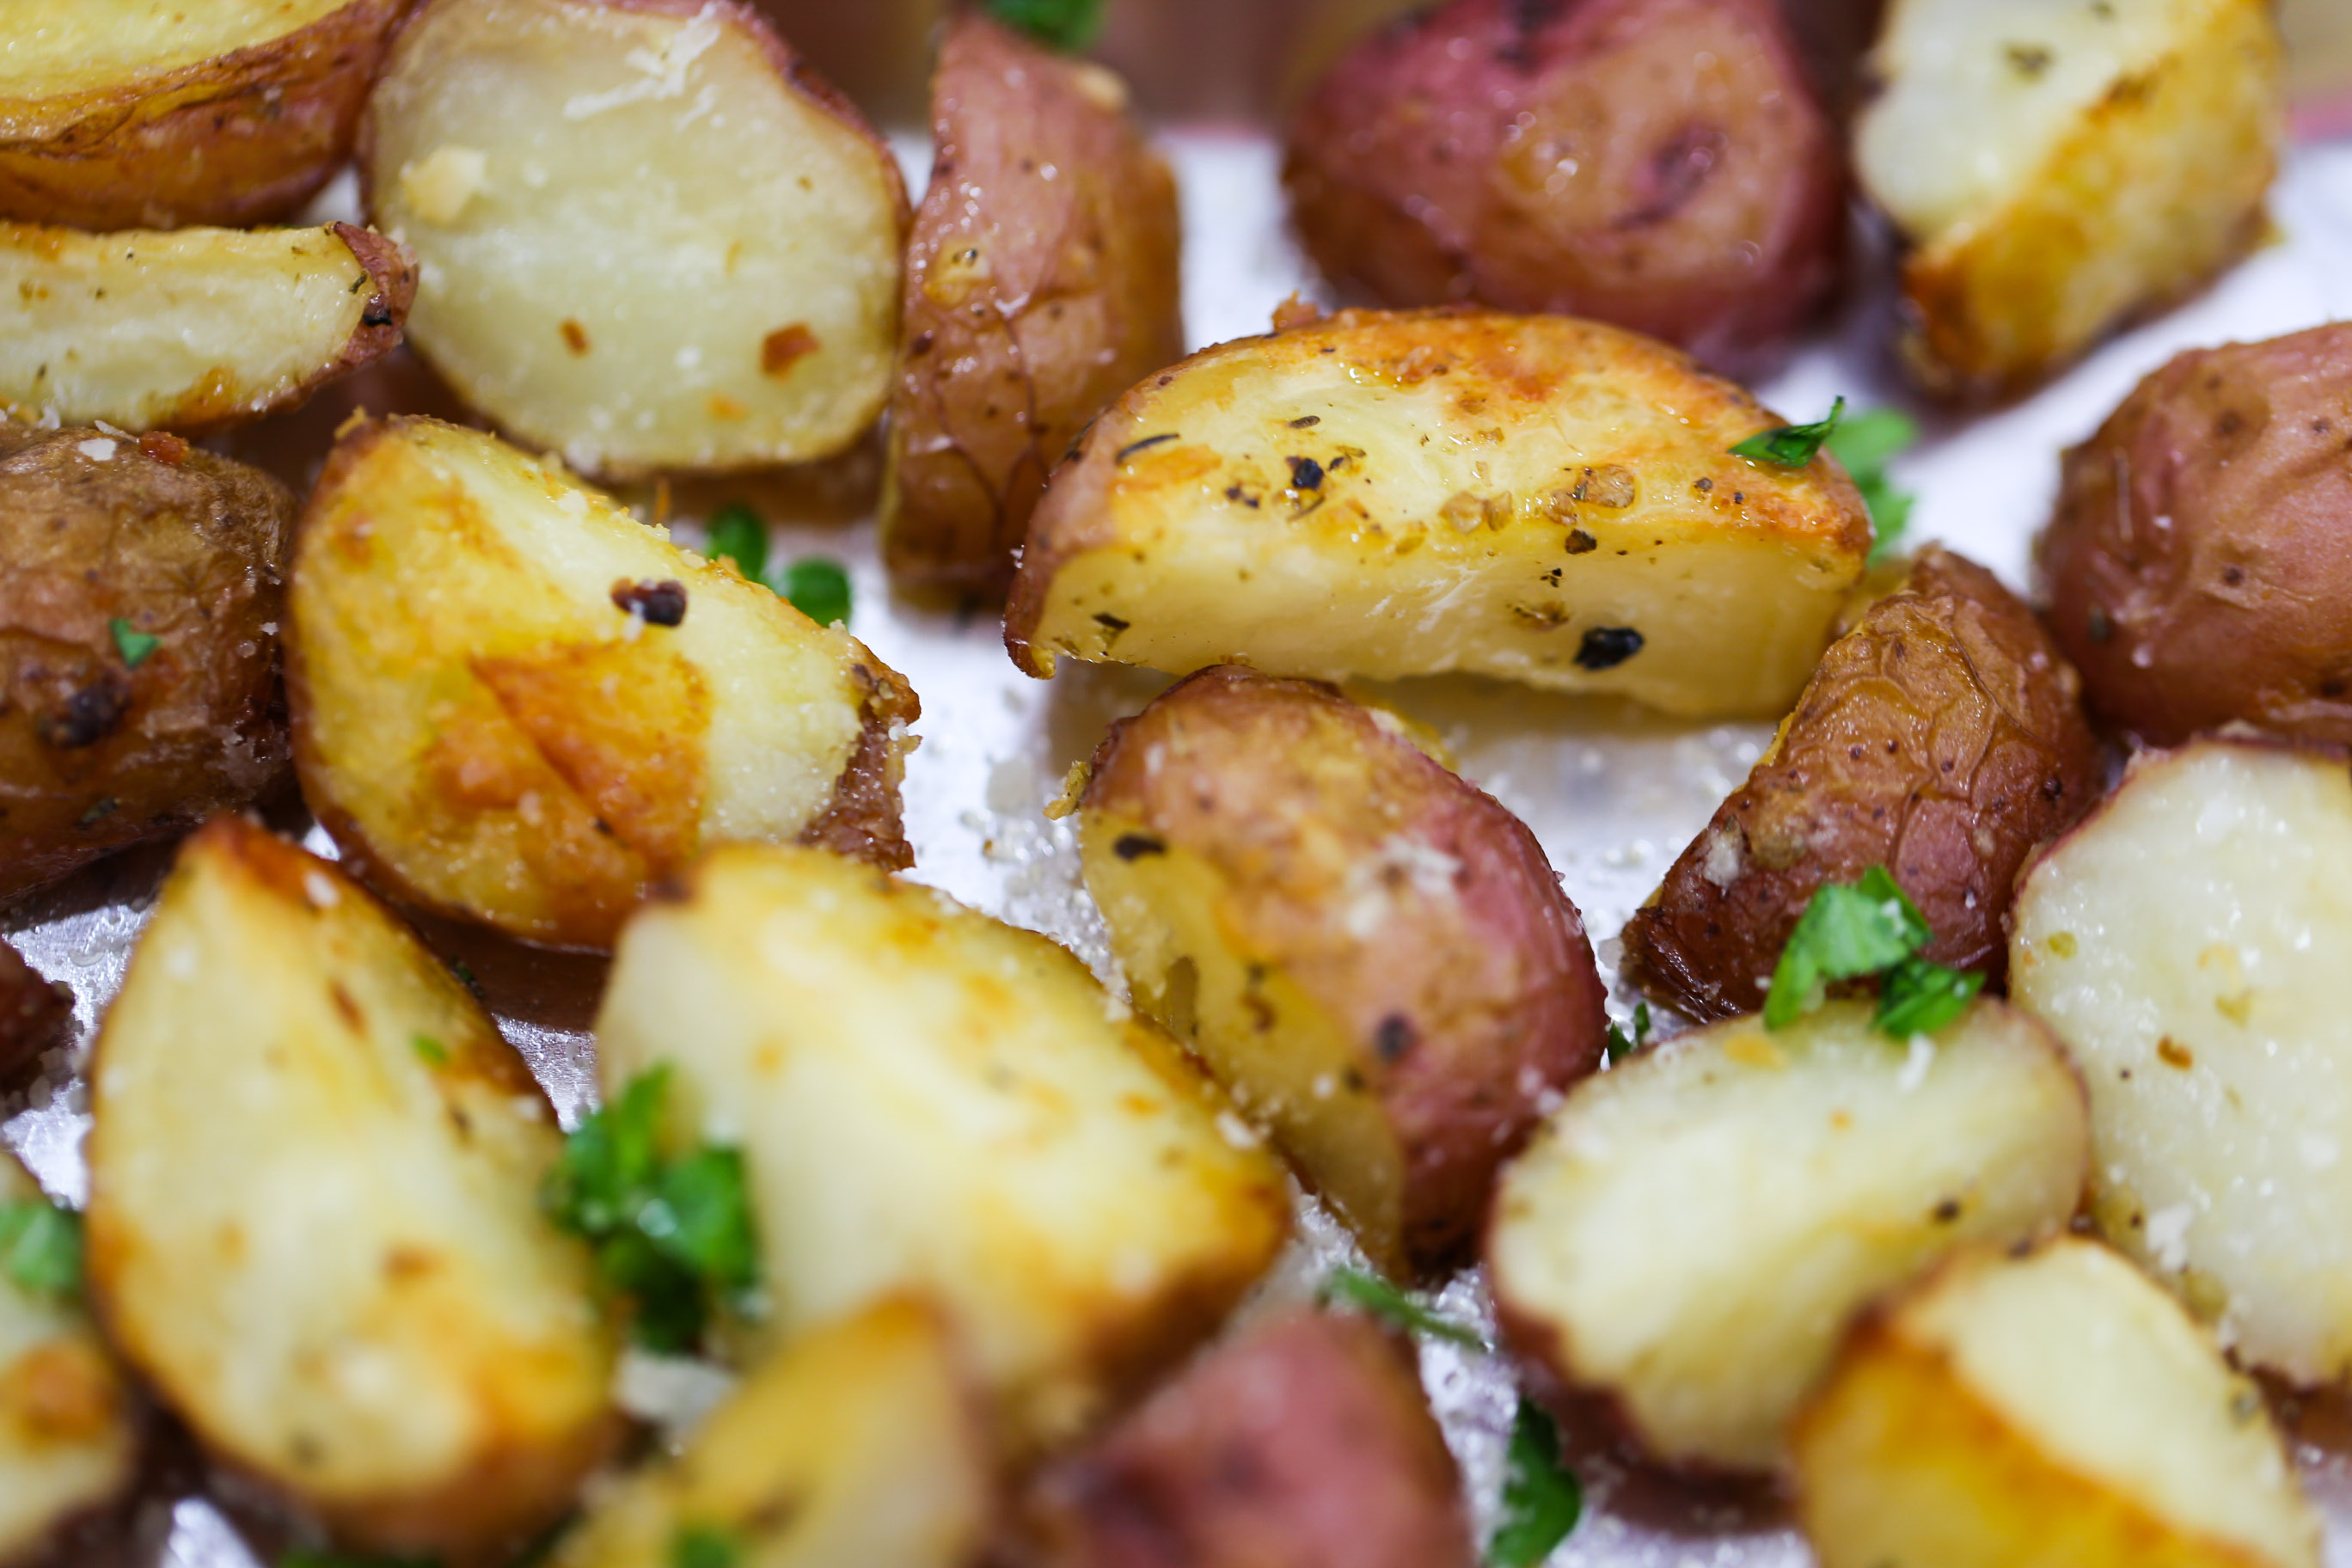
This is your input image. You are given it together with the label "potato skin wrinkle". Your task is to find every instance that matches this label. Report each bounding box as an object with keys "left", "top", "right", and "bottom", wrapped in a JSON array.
[
  {"left": 0, "top": 423, "right": 292, "bottom": 903},
  {"left": 884, "top": 14, "right": 1184, "bottom": 600},
  {"left": 2040, "top": 323, "right": 2352, "bottom": 747},
  {"left": 1623, "top": 547, "right": 2100, "bottom": 1021},
  {"left": 1078, "top": 666, "right": 1607, "bottom": 1277}
]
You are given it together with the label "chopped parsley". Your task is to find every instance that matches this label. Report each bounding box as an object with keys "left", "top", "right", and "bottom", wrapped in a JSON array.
[
  {"left": 985, "top": 0, "right": 1107, "bottom": 50},
  {"left": 1604, "top": 1001, "right": 1652, "bottom": 1063},
  {"left": 670, "top": 1525, "right": 740, "bottom": 1568},
  {"left": 412, "top": 1033, "right": 450, "bottom": 1067},
  {"left": 1320, "top": 1265, "right": 1490, "bottom": 1351},
  {"left": 0, "top": 1197, "right": 81, "bottom": 1302},
  {"left": 108, "top": 617, "right": 159, "bottom": 669},
  {"left": 1729, "top": 396, "right": 1844, "bottom": 469},
  {"left": 1765, "top": 866, "right": 1981, "bottom": 1038},
  {"left": 1490, "top": 1397, "right": 1583, "bottom": 1567},
  {"left": 1876, "top": 955, "right": 1986, "bottom": 1038},
  {"left": 779, "top": 558, "right": 852, "bottom": 628},
  {"left": 1823, "top": 407, "right": 1922, "bottom": 564},
  {"left": 695, "top": 504, "right": 850, "bottom": 627},
  {"left": 704, "top": 503, "right": 769, "bottom": 583}
]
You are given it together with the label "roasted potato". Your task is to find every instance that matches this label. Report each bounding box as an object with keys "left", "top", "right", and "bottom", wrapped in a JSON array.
[
  {"left": 594, "top": 844, "right": 1292, "bottom": 1455},
  {"left": 0, "top": 422, "right": 292, "bottom": 903},
  {"left": 2039, "top": 323, "right": 2352, "bottom": 746},
  {"left": 553, "top": 1299, "right": 994, "bottom": 1568},
  {"left": 1282, "top": 0, "right": 1845, "bottom": 367},
  {"left": 1794, "top": 1238, "right": 2321, "bottom": 1568},
  {"left": 881, "top": 13, "right": 1184, "bottom": 600},
  {"left": 1004, "top": 308, "right": 1872, "bottom": 720},
  {"left": 0, "top": 0, "right": 410, "bottom": 230},
  {"left": 1023, "top": 1308, "right": 1473, "bottom": 1568},
  {"left": 362, "top": 0, "right": 910, "bottom": 477},
  {"left": 84, "top": 818, "right": 617, "bottom": 1558},
  {"left": 2011, "top": 738, "right": 2352, "bottom": 1384},
  {"left": 1486, "top": 997, "right": 2088, "bottom": 1473},
  {"left": 287, "top": 415, "right": 917, "bottom": 951},
  {"left": 0, "top": 940, "right": 71, "bottom": 1089},
  {"left": 1855, "top": 0, "right": 2284, "bottom": 398},
  {"left": 1623, "top": 548, "right": 2100, "bottom": 1021},
  {"left": 0, "top": 220, "right": 414, "bottom": 433},
  {"left": 1077, "top": 665, "right": 1607, "bottom": 1277},
  {"left": 0, "top": 1155, "right": 138, "bottom": 1568}
]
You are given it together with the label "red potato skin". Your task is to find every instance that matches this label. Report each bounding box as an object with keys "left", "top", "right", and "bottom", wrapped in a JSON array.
[
  {"left": 0, "top": 938, "right": 71, "bottom": 1088},
  {"left": 1281, "top": 0, "right": 1845, "bottom": 370},
  {"left": 2040, "top": 322, "right": 2352, "bottom": 747},
  {"left": 1021, "top": 1309, "right": 1475, "bottom": 1568},
  {"left": 1623, "top": 548, "right": 2101, "bottom": 1020}
]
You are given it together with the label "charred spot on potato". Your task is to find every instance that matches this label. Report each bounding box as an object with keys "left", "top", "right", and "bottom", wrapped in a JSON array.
[
  {"left": 35, "top": 676, "right": 131, "bottom": 750},
  {"left": 1287, "top": 456, "right": 1326, "bottom": 491},
  {"left": 1571, "top": 466, "right": 1637, "bottom": 508},
  {"left": 1932, "top": 1197, "right": 1962, "bottom": 1223},
  {"left": 1574, "top": 626, "right": 1645, "bottom": 670},
  {"left": 1289, "top": 414, "right": 1322, "bottom": 429},
  {"left": 1374, "top": 1013, "right": 1417, "bottom": 1063},
  {"left": 609, "top": 579, "right": 689, "bottom": 627},
  {"left": 1112, "top": 833, "right": 1166, "bottom": 861},
  {"left": 762, "top": 323, "right": 820, "bottom": 378},
  {"left": 1565, "top": 528, "right": 1597, "bottom": 554},
  {"left": 2003, "top": 42, "right": 2055, "bottom": 78},
  {"left": 1093, "top": 612, "right": 1130, "bottom": 643},
  {"left": 1117, "top": 433, "right": 1180, "bottom": 464}
]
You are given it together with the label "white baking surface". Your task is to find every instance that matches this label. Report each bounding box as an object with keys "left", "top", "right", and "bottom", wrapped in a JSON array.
[{"left": 9, "top": 129, "right": 2352, "bottom": 1566}]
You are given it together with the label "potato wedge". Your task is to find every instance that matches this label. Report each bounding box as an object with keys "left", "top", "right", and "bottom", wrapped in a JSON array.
[
  {"left": 1003, "top": 308, "right": 1871, "bottom": 719},
  {"left": 553, "top": 1299, "right": 993, "bottom": 1568},
  {"left": 1486, "top": 997, "right": 2087, "bottom": 1473},
  {"left": 1855, "top": 0, "right": 2283, "bottom": 398},
  {"left": 1623, "top": 548, "right": 2100, "bottom": 1021},
  {"left": 0, "top": 422, "right": 293, "bottom": 903},
  {"left": 362, "top": 0, "right": 909, "bottom": 476},
  {"left": 2011, "top": 738, "right": 2352, "bottom": 1384},
  {"left": 0, "top": 220, "right": 413, "bottom": 433},
  {"left": 0, "top": 1155, "right": 138, "bottom": 1567},
  {"left": 0, "top": 0, "right": 409, "bottom": 230},
  {"left": 594, "top": 844, "right": 1292, "bottom": 1455},
  {"left": 83, "top": 817, "right": 617, "bottom": 1557},
  {"left": 0, "top": 940, "right": 71, "bottom": 1090},
  {"left": 287, "top": 416, "right": 917, "bottom": 950},
  {"left": 1794, "top": 1239, "right": 2320, "bottom": 1568},
  {"left": 1023, "top": 1309, "right": 1473, "bottom": 1568},
  {"left": 1078, "top": 665, "right": 1607, "bottom": 1277}
]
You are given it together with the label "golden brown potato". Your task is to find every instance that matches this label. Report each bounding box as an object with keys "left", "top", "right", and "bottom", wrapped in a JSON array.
[
  {"left": 287, "top": 416, "right": 917, "bottom": 950},
  {"left": 2039, "top": 323, "right": 2352, "bottom": 746},
  {"left": 1077, "top": 665, "right": 1607, "bottom": 1277},
  {"left": 0, "top": 941, "right": 70, "bottom": 1090},
  {"left": 594, "top": 844, "right": 1292, "bottom": 1457},
  {"left": 1281, "top": 0, "right": 1845, "bottom": 368},
  {"left": 1005, "top": 308, "right": 1872, "bottom": 720},
  {"left": 0, "top": 220, "right": 414, "bottom": 433},
  {"left": 0, "top": 423, "right": 291, "bottom": 903},
  {"left": 84, "top": 817, "right": 618, "bottom": 1559},
  {"left": 882, "top": 14, "right": 1183, "bottom": 600},
  {"left": 362, "top": 0, "right": 910, "bottom": 476},
  {"left": 1622, "top": 548, "right": 2100, "bottom": 1021},
  {"left": 1856, "top": 0, "right": 2283, "bottom": 398},
  {"left": 1023, "top": 1309, "right": 1473, "bottom": 1568},
  {"left": 0, "top": 0, "right": 411, "bottom": 231},
  {"left": 1793, "top": 1239, "right": 2321, "bottom": 1568}
]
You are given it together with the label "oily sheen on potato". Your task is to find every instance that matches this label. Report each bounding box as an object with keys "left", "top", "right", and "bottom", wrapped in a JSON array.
[
  {"left": 83, "top": 819, "right": 617, "bottom": 1559},
  {"left": 1005, "top": 309, "right": 1871, "bottom": 719},
  {"left": 596, "top": 845, "right": 1290, "bottom": 1455},
  {"left": 364, "top": 0, "right": 909, "bottom": 475},
  {"left": 1486, "top": 998, "right": 2088, "bottom": 1472},
  {"left": 1077, "top": 666, "right": 1608, "bottom": 1277},
  {"left": 0, "top": 221, "right": 414, "bottom": 433},
  {"left": 288, "top": 416, "right": 917, "bottom": 950},
  {"left": 1795, "top": 1240, "right": 2320, "bottom": 1568},
  {"left": 1856, "top": 0, "right": 2282, "bottom": 397},
  {"left": 554, "top": 1301, "right": 993, "bottom": 1568},
  {"left": 2012, "top": 740, "right": 2352, "bottom": 1383}
]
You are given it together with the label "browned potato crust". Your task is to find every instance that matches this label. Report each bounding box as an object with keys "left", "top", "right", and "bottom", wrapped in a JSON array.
[
  {"left": 1023, "top": 1309, "right": 1474, "bottom": 1568},
  {"left": 883, "top": 14, "right": 1183, "bottom": 600},
  {"left": 0, "top": 424, "right": 291, "bottom": 903},
  {"left": 0, "top": 0, "right": 413, "bottom": 231},
  {"left": 1624, "top": 548, "right": 2099, "bottom": 1020},
  {"left": 0, "top": 940, "right": 70, "bottom": 1090},
  {"left": 2039, "top": 322, "right": 2352, "bottom": 747},
  {"left": 1079, "top": 666, "right": 1608, "bottom": 1276},
  {"left": 1281, "top": 0, "right": 1845, "bottom": 367}
]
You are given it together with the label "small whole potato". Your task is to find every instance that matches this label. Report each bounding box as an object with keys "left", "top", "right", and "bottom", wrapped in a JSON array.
[
  {"left": 2040, "top": 322, "right": 2352, "bottom": 746},
  {"left": 1282, "top": 0, "right": 1845, "bottom": 366}
]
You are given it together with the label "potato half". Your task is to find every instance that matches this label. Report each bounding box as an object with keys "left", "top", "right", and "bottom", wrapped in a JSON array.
[
  {"left": 594, "top": 844, "right": 1292, "bottom": 1455},
  {"left": 0, "top": 0, "right": 410, "bottom": 230},
  {"left": 363, "top": 0, "right": 909, "bottom": 476},
  {"left": 287, "top": 416, "right": 917, "bottom": 950},
  {"left": 2012, "top": 738, "right": 2352, "bottom": 1384},
  {"left": 0, "top": 220, "right": 414, "bottom": 433},
  {"left": 1855, "top": 0, "right": 2283, "bottom": 398},
  {"left": 1077, "top": 665, "right": 1608, "bottom": 1277},
  {"left": 1623, "top": 548, "right": 2100, "bottom": 1020},
  {"left": 1003, "top": 308, "right": 1871, "bottom": 719},
  {"left": 83, "top": 818, "right": 617, "bottom": 1558},
  {"left": 1794, "top": 1239, "right": 2320, "bottom": 1568},
  {"left": 1486, "top": 998, "right": 2088, "bottom": 1473},
  {"left": 882, "top": 13, "right": 1184, "bottom": 600},
  {"left": 553, "top": 1299, "right": 994, "bottom": 1568}
]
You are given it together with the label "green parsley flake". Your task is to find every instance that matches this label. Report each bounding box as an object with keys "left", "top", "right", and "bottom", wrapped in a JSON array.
[
  {"left": 704, "top": 503, "right": 769, "bottom": 583},
  {"left": 412, "top": 1033, "right": 450, "bottom": 1067},
  {"left": 109, "top": 617, "right": 160, "bottom": 669},
  {"left": 984, "top": 0, "right": 1107, "bottom": 50},
  {"left": 1604, "top": 1001, "right": 1652, "bottom": 1064},
  {"left": 671, "top": 1524, "right": 741, "bottom": 1568},
  {"left": 1729, "top": 396, "right": 1845, "bottom": 469},
  {"left": 1876, "top": 954, "right": 1986, "bottom": 1038},
  {"left": 1490, "top": 1397, "right": 1582, "bottom": 1566},
  {"left": 0, "top": 1198, "right": 81, "bottom": 1302},
  {"left": 1765, "top": 866, "right": 1980, "bottom": 1038},
  {"left": 780, "top": 558, "right": 852, "bottom": 628},
  {"left": 1823, "top": 407, "right": 1922, "bottom": 565},
  {"left": 1319, "top": 1266, "right": 1490, "bottom": 1351}
]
